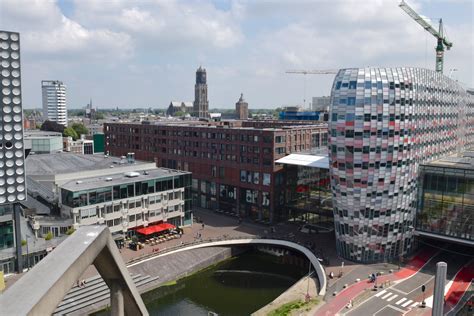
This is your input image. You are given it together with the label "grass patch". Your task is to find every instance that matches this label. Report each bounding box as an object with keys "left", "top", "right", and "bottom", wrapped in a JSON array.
[
  {"left": 161, "top": 280, "right": 177, "bottom": 286},
  {"left": 267, "top": 298, "right": 319, "bottom": 316}
]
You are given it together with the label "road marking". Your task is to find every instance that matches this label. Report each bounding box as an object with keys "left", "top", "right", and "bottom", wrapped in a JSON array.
[
  {"left": 395, "top": 297, "right": 407, "bottom": 305},
  {"left": 382, "top": 292, "right": 393, "bottom": 299},
  {"left": 390, "top": 288, "right": 409, "bottom": 295},
  {"left": 387, "top": 304, "right": 406, "bottom": 313},
  {"left": 402, "top": 299, "right": 413, "bottom": 307},
  {"left": 410, "top": 302, "right": 418, "bottom": 307},
  {"left": 387, "top": 294, "right": 399, "bottom": 302},
  {"left": 375, "top": 289, "right": 387, "bottom": 297}
]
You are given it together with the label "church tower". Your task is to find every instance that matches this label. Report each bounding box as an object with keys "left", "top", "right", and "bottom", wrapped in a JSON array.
[{"left": 193, "top": 66, "right": 209, "bottom": 118}]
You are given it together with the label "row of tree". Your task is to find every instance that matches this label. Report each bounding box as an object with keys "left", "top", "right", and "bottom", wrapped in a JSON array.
[{"left": 40, "top": 120, "right": 89, "bottom": 141}]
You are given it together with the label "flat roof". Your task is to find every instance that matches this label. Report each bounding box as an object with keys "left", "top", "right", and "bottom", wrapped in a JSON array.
[
  {"left": 25, "top": 153, "right": 148, "bottom": 175},
  {"left": 275, "top": 153, "right": 329, "bottom": 169},
  {"left": 425, "top": 153, "right": 474, "bottom": 170},
  {"left": 61, "top": 168, "right": 189, "bottom": 191}
]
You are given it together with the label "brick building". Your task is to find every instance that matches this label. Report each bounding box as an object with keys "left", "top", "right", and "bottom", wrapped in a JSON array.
[{"left": 105, "top": 120, "right": 327, "bottom": 222}]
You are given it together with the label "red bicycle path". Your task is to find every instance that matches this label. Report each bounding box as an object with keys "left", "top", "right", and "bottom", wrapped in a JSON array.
[
  {"left": 315, "top": 247, "right": 437, "bottom": 316},
  {"left": 443, "top": 259, "right": 474, "bottom": 314}
]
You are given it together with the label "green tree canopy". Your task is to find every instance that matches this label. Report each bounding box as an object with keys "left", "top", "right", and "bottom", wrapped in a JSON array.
[
  {"left": 63, "top": 127, "right": 79, "bottom": 140},
  {"left": 71, "top": 123, "right": 89, "bottom": 137}
]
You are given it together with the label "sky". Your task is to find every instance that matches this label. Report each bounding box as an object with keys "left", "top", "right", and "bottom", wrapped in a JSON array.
[{"left": 0, "top": 0, "right": 473, "bottom": 109}]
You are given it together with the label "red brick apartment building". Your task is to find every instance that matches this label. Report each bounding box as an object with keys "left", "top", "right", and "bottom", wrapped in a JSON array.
[{"left": 105, "top": 120, "right": 327, "bottom": 223}]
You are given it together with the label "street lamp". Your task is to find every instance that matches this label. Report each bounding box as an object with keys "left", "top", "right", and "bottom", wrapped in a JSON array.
[{"left": 25, "top": 234, "right": 30, "bottom": 271}]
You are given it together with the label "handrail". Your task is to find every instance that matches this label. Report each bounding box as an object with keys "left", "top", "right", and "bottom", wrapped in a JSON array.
[{"left": 126, "top": 234, "right": 317, "bottom": 265}]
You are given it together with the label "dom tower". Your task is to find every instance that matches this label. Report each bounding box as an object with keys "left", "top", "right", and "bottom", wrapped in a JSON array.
[{"left": 193, "top": 66, "right": 209, "bottom": 118}]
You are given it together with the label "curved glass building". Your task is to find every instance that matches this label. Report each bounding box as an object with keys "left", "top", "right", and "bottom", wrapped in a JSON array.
[{"left": 329, "top": 68, "right": 474, "bottom": 263}]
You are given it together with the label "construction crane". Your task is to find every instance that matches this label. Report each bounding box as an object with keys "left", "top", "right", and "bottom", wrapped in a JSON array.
[
  {"left": 285, "top": 69, "right": 338, "bottom": 108},
  {"left": 399, "top": 0, "right": 453, "bottom": 73},
  {"left": 286, "top": 69, "right": 338, "bottom": 75}
]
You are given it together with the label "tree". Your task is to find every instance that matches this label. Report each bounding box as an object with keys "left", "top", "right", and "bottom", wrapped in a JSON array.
[
  {"left": 95, "top": 112, "right": 105, "bottom": 120},
  {"left": 40, "top": 120, "right": 65, "bottom": 133},
  {"left": 71, "top": 123, "right": 89, "bottom": 137},
  {"left": 63, "top": 127, "right": 79, "bottom": 140},
  {"left": 174, "top": 111, "right": 185, "bottom": 117},
  {"left": 44, "top": 232, "right": 53, "bottom": 240}
]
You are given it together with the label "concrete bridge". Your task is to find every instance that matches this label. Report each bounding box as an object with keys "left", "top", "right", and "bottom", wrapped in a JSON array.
[{"left": 129, "top": 237, "right": 328, "bottom": 296}]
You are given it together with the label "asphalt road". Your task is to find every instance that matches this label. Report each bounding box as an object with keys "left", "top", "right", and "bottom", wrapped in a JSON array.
[{"left": 344, "top": 248, "right": 471, "bottom": 316}]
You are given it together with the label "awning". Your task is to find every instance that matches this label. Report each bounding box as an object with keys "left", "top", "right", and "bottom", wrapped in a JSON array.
[
  {"left": 275, "top": 154, "right": 329, "bottom": 169},
  {"left": 136, "top": 222, "right": 176, "bottom": 236}
]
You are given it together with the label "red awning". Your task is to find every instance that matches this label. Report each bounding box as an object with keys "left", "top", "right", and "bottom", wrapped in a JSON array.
[{"left": 136, "top": 222, "right": 176, "bottom": 236}]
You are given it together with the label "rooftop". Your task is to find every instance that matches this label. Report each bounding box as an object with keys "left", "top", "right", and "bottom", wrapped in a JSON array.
[
  {"left": 25, "top": 153, "right": 147, "bottom": 176},
  {"left": 425, "top": 152, "right": 474, "bottom": 170},
  {"left": 61, "top": 168, "right": 189, "bottom": 191},
  {"left": 24, "top": 130, "right": 63, "bottom": 138},
  {"left": 275, "top": 153, "right": 329, "bottom": 169}
]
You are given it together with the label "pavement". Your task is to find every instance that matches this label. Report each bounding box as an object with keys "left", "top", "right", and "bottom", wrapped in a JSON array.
[
  {"left": 316, "top": 245, "right": 473, "bottom": 316},
  {"left": 315, "top": 247, "right": 437, "bottom": 316}
]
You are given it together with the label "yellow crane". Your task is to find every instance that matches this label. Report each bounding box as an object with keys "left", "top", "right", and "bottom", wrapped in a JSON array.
[
  {"left": 399, "top": 0, "right": 453, "bottom": 73},
  {"left": 285, "top": 69, "right": 338, "bottom": 108}
]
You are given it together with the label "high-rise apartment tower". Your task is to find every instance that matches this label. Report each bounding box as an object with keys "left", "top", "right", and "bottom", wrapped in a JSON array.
[{"left": 42, "top": 80, "right": 67, "bottom": 126}]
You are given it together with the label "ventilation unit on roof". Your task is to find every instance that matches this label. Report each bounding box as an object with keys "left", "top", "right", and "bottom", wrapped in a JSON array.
[
  {"left": 124, "top": 172, "right": 140, "bottom": 178},
  {"left": 76, "top": 180, "right": 83, "bottom": 184},
  {"left": 105, "top": 177, "right": 113, "bottom": 181}
]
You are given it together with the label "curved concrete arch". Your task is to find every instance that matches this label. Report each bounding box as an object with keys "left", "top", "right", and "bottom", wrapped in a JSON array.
[{"left": 129, "top": 238, "right": 327, "bottom": 296}]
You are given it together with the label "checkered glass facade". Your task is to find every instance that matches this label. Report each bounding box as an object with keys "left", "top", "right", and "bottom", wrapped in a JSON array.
[
  {"left": 329, "top": 68, "right": 474, "bottom": 263},
  {"left": 0, "top": 31, "right": 26, "bottom": 204}
]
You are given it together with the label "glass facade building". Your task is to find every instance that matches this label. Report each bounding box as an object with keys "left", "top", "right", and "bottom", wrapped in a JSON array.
[
  {"left": 329, "top": 67, "right": 474, "bottom": 263},
  {"left": 417, "top": 161, "right": 474, "bottom": 242}
]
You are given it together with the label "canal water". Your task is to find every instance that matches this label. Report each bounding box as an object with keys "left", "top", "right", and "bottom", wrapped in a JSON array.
[{"left": 142, "top": 250, "right": 307, "bottom": 315}]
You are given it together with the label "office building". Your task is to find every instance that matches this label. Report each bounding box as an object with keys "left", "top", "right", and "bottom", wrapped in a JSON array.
[
  {"left": 235, "top": 93, "right": 249, "bottom": 120},
  {"left": 104, "top": 120, "right": 327, "bottom": 222},
  {"left": 193, "top": 66, "right": 209, "bottom": 118},
  {"left": 24, "top": 131, "right": 63, "bottom": 154},
  {"left": 312, "top": 96, "right": 330, "bottom": 112},
  {"left": 417, "top": 154, "right": 474, "bottom": 245},
  {"left": 329, "top": 67, "right": 474, "bottom": 263},
  {"left": 24, "top": 153, "right": 192, "bottom": 238},
  {"left": 42, "top": 80, "right": 67, "bottom": 126},
  {"left": 63, "top": 135, "right": 94, "bottom": 154},
  {"left": 279, "top": 106, "right": 327, "bottom": 121}
]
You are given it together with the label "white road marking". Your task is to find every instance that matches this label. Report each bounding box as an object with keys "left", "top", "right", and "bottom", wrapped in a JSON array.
[
  {"left": 387, "top": 304, "right": 407, "bottom": 313},
  {"left": 395, "top": 297, "right": 407, "bottom": 305},
  {"left": 402, "top": 299, "right": 413, "bottom": 307},
  {"left": 411, "top": 302, "right": 419, "bottom": 307},
  {"left": 382, "top": 292, "right": 393, "bottom": 299},
  {"left": 375, "top": 290, "right": 387, "bottom": 297},
  {"left": 387, "top": 294, "right": 399, "bottom": 302}
]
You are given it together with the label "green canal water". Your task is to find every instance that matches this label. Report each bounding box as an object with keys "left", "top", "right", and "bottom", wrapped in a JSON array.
[{"left": 142, "top": 251, "right": 306, "bottom": 316}]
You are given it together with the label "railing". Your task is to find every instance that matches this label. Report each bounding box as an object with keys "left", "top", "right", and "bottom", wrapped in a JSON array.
[
  {"left": 125, "top": 234, "right": 329, "bottom": 296},
  {"left": 126, "top": 234, "right": 318, "bottom": 265}
]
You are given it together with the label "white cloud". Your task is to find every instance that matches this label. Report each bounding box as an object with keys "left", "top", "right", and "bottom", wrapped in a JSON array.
[
  {"left": 72, "top": 0, "right": 244, "bottom": 49},
  {"left": 0, "top": 0, "right": 132, "bottom": 61}
]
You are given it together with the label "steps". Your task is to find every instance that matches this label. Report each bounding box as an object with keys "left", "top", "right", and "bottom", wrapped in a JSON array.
[{"left": 53, "top": 273, "right": 159, "bottom": 315}]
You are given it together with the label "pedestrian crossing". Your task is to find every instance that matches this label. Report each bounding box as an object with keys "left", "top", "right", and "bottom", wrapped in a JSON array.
[{"left": 373, "top": 290, "right": 419, "bottom": 308}]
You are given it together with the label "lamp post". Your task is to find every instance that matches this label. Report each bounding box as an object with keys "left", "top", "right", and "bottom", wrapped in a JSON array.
[{"left": 25, "top": 234, "right": 30, "bottom": 271}]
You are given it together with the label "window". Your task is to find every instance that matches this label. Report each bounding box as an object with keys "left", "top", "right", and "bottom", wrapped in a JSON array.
[
  {"left": 263, "top": 174, "right": 271, "bottom": 186},
  {"left": 240, "top": 170, "right": 247, "bottom": 182},
  {"left": 253, "top": 172, "right": 260, "bottom": 184}
]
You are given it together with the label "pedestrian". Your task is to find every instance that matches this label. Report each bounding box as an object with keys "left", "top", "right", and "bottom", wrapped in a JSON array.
[{"left": 201, "top": 223, "right": 205, "bottom": 230}]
